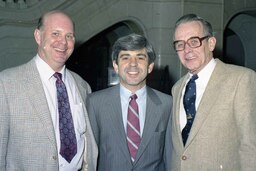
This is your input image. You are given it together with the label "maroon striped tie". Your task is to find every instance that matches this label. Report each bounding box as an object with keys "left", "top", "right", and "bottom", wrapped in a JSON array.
[{"left": 127, "top": 94, "right": 141, "bottom": 162}]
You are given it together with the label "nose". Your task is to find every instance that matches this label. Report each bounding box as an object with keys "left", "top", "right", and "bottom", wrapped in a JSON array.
[
  {"left": 58, "top": 35, "right": 68, "bottom": 44},
  {"left": 129, "top": 56, "right": 138, "bottom": 66},
  {"left": 184, "top": 42, "right": 192, "bottom": 53}
]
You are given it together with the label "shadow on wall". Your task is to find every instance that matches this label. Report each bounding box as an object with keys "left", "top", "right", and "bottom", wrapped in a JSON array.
[
  {"left": 147, "top": 66, "right": 173, "bottom": 95},
  {"left": 67, "top": 22, "right": 132, "bottom": 92}
]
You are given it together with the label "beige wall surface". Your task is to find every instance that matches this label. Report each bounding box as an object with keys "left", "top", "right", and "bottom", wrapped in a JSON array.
[{"left": 0, "top": 0, "right": 256, "bottom": 83}]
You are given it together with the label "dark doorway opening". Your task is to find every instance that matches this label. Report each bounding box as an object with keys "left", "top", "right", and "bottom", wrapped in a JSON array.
[
  {"left": 223, "top": 28, "right": 245, "bottom": 66},
  {"left": 67, "top": 23, "right": 135, "bottom": 92}
]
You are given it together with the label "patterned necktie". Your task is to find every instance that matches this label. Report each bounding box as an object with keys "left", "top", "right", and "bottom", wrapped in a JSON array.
[
  {"left": 127, "top": 94, "right": 141, "bottom": 162},
  {"left": 53, "top": 72, "right": 77, "bottom": 163},
  {"left": 182, "top": 74, "right": 198, "bottom": 146}
]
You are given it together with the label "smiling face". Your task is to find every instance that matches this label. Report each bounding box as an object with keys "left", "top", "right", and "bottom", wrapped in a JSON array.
[
  {"left": 113, "top": 48, "right": 154, "bottom": 93},
  {"left": 34, "top": 12, "right": 75, "bottom": 71},
  {"left": 174, "top": 21, "right": 216, "bottom": 74}
]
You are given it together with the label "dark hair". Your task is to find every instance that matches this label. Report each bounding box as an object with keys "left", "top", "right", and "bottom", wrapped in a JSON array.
[
  {"left": 37, "top": 10, "right": 75, "bottom": 30},
  {"left": 174, "top": 14, "right": 213, "bottom": 38},
  {"left": 111, "top": 34, "right": 156, "bottom": 64}
]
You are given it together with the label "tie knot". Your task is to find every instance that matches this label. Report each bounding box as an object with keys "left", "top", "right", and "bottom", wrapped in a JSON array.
[
  {"left": 190, "top": 74, "right": 198, "bottom": 81},
  {"left": 130, "top": 94, "right": 137, "bottom": 100},
  {"left": 53, "top": 72, "right": 62, "bottom": 81}
]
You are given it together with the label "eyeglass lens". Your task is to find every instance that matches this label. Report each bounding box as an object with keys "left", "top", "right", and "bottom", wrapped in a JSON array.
[{"left": 174, "top": 36, "right": 209, "bottom": 51}]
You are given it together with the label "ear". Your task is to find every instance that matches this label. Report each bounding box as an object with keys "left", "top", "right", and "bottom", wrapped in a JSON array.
[
  {"left": 112, "top": 60, "right": 119, "bottom": 74},
  {"left": 148, "top": 62, "right": 154, "bottom": 74},
  {"left": 34, "top": 29, "right": 41, "bottom": 45},
  {"left": 208, "top": 36, "right": 216, "bottom": 52}
]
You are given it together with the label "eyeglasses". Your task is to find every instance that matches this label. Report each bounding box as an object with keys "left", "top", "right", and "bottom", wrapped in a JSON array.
[{"left": 173, "top": 36, "right": 210, "bottom": 52}]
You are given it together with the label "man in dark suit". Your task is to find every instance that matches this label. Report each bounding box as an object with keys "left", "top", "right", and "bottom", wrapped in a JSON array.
[
  {"left": 171, "top": 14, "right": 256, "bottom": 170},
  {"left": 87, "top": 34, "right": 172, "bottom": 171},
  {"left": 0, "top": 10, "right": 97, "bottom": 171}
]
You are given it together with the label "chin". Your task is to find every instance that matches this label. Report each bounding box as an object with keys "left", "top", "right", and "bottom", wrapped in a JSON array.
[{"left": 55, "top": 55, "right": 68, "bottom": 61}]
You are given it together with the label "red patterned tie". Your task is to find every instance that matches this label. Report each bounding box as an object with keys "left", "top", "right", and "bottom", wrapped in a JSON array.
[
  {"left": 54, "top": 72, "right": 77, "bottom": 163},
  {"left": 127, "top": 94, "right": 141, "bottom": 162}
]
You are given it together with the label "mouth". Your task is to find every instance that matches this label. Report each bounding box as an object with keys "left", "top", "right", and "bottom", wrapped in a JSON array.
[
  {"left": 128, "top": 71, "right": 139, "bottom": 75},
  {"left": 54, "top": 47, "right": 68, "bottom": 56},
  {"left": 55, "top": 47, "right": 66, "bottom": 52},
  {"left": 185, "top": 55, "right": 196, "bottom": 61},
  {"left": 126, "top": 70, "right": 140, "bottom": 78}
]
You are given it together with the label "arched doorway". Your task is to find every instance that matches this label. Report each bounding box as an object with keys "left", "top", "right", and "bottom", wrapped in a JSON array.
[{"left": 223, "top": 11, "right": 256, "bottom": 71}]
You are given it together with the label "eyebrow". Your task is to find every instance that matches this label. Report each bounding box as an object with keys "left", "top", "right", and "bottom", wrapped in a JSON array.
[
  {"left": 174, "top": 36, "right": 204, "bottom": 42},
  {"left": 137, "top": 53, "right": 147, "bottom": 57},
  {"left": 119, "top": 53, "right": 147, "bottom": 57}
]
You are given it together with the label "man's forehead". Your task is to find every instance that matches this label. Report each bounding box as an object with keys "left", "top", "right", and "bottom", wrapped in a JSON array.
[
  {"left": 175, "top": 21, "right": 203, "bottom": 39},
  {"left": 119, "top": 48, "right": 147, "bottom": 53}
]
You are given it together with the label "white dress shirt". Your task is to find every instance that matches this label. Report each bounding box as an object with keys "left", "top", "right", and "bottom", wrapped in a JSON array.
[
  {"left": 180, "top": 58, "right": 216, "bottom": 131},
  {"left": 35, "top": 55, "right": 86, "bottom": 171},
  {"left": 120, "top": 84, "right": 146, "bottom": 136}
]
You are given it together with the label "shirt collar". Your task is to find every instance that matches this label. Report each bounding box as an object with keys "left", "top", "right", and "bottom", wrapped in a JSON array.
[
  {"left": 35, "top": 54, "right": 66, "bottom": 81},
  {"left": 197, "top": 58, "right": 216, "bottom": 79},
  {"left": 120, "top": 84, "right": 146, "bottom": 101},
  {"left": 188, "top": 58, "right": 216, "bottom": 88}
]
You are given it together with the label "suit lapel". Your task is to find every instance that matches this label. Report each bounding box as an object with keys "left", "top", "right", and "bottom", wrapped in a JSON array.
[
  {"left": 107, "top": 85, "right": 132, "bottom": 162},
  {"left": 134, "top": 87, "right": 163, "bottom": 164},
  {"left": 185, "top": 59, "right": 226, "bottom": 147},
  {"left": 173, "top": 74, "right": 190, "bottom": 149},
  {"left": 24, "top": 60, "right": 56, "bottom": 145},
  {"left": 70, "top": 71, "right": 91, "bottom": 102}
]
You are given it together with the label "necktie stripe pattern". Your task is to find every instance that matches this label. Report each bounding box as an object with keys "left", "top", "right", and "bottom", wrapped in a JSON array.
[
  {"left": 182, "top": 74, "right": 198, "bottom": 146},
  {"left": 127, "top": 122, "right": 140, "bottom": 135},
  {"left": 127, "top": 94, "right": 141, "bottom": 162},
  {"left": 54, "top": 72, "right": 77, "bottom": 163}
]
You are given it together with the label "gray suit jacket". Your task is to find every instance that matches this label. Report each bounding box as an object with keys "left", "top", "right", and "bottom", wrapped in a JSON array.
[
  {"left": 171, "top": 59, "right": 256, "bottom": 171},
  {"left": 87, "top": 85, "right": 172, "bottom": 171},
  {"left": 0, "top": 59, "right": 98, "bottom": 171}
]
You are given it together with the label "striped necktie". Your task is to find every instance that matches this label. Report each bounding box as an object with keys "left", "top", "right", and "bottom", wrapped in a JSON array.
[{"left": 126, "top": 94, "right": 141, "bottom": 162}]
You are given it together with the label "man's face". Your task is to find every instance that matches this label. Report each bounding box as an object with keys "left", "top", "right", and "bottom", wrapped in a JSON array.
[
  {"left": 113, "top": 48, "right": 154, "bottom": 92},
  {"left": 174, "top": 21, "right": 216, "bottom": 74},
  {"left": 34, "top": 12, "right": 75, "bottom": 71}
]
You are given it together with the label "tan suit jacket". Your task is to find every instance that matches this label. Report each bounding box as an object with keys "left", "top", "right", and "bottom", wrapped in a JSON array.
[
  {"left": 0, "top": 58, "right": 98, "bottom": 171},
  {"left": 171, "top": 59, "right": 256, "bottom": 171}
]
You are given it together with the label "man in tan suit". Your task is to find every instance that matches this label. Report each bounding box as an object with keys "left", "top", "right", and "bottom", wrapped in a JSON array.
[
  {"left": 0, "top": 10, "right": 97, "bottom": 171},
  {"left": 171, "top": 14, "right": 256, "bottom": 170}
]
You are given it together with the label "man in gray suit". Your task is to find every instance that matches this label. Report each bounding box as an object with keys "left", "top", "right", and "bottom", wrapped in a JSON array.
[
  {"left": 87, "top": 34, "right": 172, "bottom": 171},
  {"left": 0, "top": 10, "right": 97, "bottom": 171},
  {"left": 171, "top": 14, "right": 256, "bottom": 170}
]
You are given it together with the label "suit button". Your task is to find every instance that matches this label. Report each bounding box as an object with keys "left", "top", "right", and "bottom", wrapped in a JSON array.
[
  {"left": 181, "top": 155, "right": 187, "bottom": 160},
  {"left": 52, "top": 156, "right": 57, "bottom": 160}
]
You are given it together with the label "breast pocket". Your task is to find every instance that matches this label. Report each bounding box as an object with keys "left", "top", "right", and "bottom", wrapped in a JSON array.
[{"left": 72, "top": 103, "right": 87, "bottom": 138}]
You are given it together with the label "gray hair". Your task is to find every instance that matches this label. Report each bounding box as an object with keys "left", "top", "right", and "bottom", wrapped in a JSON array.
[
  {"left": 111, "top": 34, "right": 156, "bottom": 64},
  {"left": 174, "top": 14, "right": 213, "bottom": 38}
]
